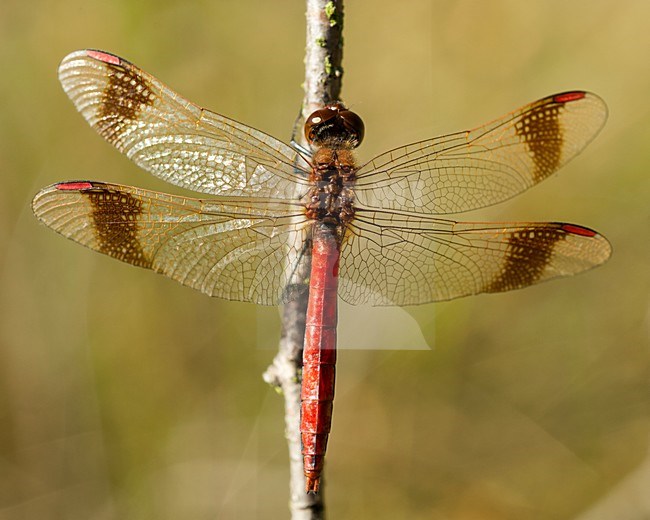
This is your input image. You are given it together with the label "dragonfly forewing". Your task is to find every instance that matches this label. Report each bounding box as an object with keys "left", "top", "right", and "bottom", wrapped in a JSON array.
[
  {"left": 58, "top": 50, "right": 312, "bottom": 200},
  {"left": 353, "top": 92, "right": 607, "bottom": 215}
]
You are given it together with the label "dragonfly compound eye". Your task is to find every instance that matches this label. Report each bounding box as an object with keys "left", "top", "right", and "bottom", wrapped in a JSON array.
[{"left": 304, "top": 104, "right": 365, "bottom": 148}]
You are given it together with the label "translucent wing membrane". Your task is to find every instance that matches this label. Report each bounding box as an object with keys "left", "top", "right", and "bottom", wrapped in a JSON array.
[
  {"left": 34, "top": 50, "right": 610, "bottom": 307},
  {"left": 354, "top": 91, "right": 607, "bottom": 214},
  {"left": 58, "top": 50, "right": 311, "bottom": 199},
  {"left": 339, "top": 210, "right": 611, "bottom": 305},
  {"left": 32, "top": 181, "right": 308, "bottom": 305}
]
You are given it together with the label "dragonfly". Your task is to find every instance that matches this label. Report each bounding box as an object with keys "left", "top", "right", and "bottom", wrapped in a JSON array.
[{"left": 32, "top": 49, "right": 611, "bottom": 493}]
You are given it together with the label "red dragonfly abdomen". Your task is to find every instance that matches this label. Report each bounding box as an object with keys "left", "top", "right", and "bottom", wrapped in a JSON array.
[{"left": 301, "top": 222, "right": 340, "bottom": 493}]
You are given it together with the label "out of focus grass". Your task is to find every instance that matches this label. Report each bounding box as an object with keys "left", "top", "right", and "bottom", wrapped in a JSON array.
[{"left": 1, "top": 1, "right": 648, "bottom": 519}]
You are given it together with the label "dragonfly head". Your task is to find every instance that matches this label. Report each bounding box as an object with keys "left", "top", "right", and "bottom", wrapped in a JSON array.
[{"left": 305, "top": 103, "right": 365, "bottom": 149}]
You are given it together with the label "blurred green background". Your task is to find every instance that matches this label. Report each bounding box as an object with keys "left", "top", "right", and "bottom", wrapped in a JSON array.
[{"left": 1, "top": 1, "right": 648, "bottom": 518}]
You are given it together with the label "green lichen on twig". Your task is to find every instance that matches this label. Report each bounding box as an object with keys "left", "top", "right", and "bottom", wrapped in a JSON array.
[
  {"left": 324, "top": 1, "right": 341, "bottom": 27},
  {"left": 324, "top": 55, "right": 332, "bottom": 75},
  {"left": 323, "top": 55, "right": 343, "bottom": 79}
]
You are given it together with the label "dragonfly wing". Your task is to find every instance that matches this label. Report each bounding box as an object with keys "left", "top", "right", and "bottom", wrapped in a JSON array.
[
  {"left": 32, "top": 181, "right": 309, "bottom": 305},
  {"left": 58, "top": 50, "right": 311, "bottom": 199},
  {"left": 339, "top": 209, "right": 611, "bottom": 306},
  {"left": 354, "top": 92, "right": 607, "bottom": 214}
]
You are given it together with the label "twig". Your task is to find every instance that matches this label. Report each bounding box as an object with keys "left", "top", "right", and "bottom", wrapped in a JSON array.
[
  {"left": 262, "top": 1, "right": 344, "bottom": 518},
  {"left": 303, "top": 0, "right": 345, "bottom": 115}
]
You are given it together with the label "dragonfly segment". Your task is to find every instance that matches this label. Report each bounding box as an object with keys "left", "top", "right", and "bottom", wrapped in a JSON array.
[{"left": 32, "top": 49, "right": 611, "bottom": 493}]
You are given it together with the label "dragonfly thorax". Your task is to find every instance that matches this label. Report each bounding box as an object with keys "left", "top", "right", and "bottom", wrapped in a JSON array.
[{"left": 305, "top": 147, "right": 356, "bottom": 225}]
